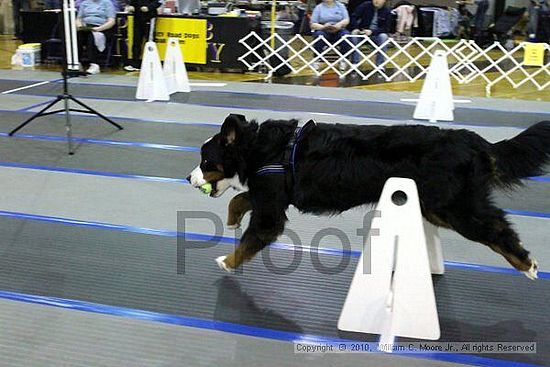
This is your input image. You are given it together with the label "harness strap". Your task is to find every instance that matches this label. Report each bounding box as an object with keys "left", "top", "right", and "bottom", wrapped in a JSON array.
[
  {"left": 254, "top": 120, "right": 317, "bottom": 194},
  {"left": 255, "top": 164, "right": 286, "bottom": 176}
]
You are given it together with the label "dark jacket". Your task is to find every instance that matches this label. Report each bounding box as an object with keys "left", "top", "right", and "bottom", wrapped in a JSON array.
[
  {"left": 129, "top": 0, "right": 161, "bottom": 20},
  {"left": 346, "top": 0, "right": 368, "bottom": 18},
  {"left": 351, "top": 2, "right": 392, "bottom": 35}
]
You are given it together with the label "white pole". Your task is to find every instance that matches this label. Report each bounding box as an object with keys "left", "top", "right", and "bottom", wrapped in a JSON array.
[
  {"left": 62, "top": 0, "right": 73, "bottom": 67},
  {"left": 68, "top": 0, "right": 79, "bottom": 70},
  {"left": 63, "top": 0, "right": 80, "bottom": 70},
  {"left": 149, "top": 17, "right": 156, "bottom": 42}
]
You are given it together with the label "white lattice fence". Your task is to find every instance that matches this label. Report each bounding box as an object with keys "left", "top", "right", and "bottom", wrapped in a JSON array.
[{"left": 238, "top": 32, "right": 549, "bottom": 96}]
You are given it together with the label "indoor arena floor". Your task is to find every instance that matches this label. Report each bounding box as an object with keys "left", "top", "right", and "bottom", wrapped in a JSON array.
[{"left": 0, "top": 69, "right": 549, "bottom": 367}]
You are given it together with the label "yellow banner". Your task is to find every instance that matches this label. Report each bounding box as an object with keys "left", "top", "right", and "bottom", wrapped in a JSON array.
[
  {"left": 155, "top": 18, "right": 207, "bottom": 64},
  {"left": 523, "top": 43, "right": 545, "bottom": 67},
  {"left": 127, "top": 15, "right": 134, "bottom": 58}
]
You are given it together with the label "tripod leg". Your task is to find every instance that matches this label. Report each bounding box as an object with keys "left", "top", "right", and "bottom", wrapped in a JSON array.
[
  {"left": 64, "top": 96, "right": 74, "bottom": 155},
  {"left": 9, "top": 96, "right": 62, "bottom": 136},
  {"left": 68, "top": 96, "right": 123, "bottom": 130}
]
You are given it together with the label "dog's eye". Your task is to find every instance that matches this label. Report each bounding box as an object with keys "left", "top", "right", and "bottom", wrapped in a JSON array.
[{"left": 203, "top": 159, "right": 208, "bottom": 164}]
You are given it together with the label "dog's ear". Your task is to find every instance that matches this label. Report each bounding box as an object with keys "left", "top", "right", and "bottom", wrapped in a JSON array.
[{"left": 221, "top": 114, "right": 247, "bottom": 145}]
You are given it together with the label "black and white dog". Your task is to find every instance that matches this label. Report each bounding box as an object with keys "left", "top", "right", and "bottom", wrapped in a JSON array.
[{"left": 188, "top": 114, "right": 550, "bottom": 279}]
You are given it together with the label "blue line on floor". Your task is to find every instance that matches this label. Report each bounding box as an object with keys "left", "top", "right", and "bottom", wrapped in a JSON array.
[
  {"left": 5, "top": 107, "right": 221, "bottom": 127},
  {"left": 86, "top": 114, "right": 220, "bottom": 127},
  {"left": 17, "top": 99, "right": 58, "bottom": 112},
  {"left": 0, "top": 162, "right": 188, "bottom": 184},
  {"left": 0, "top": 161, "right": 548, "bottom": 216},
  {"left": 4, "top": 129, "right": 550, "bottom": 183},
  {"left": 0, "top": 209, "right": 548, "bottom": 280},
  {"left": 505, "top": 209, "right": 550, "bottom": 220},
  {"left": 0, "top": 289, "right": 544, "bottom": 367},
  {"left": 5, "top": 103, "right": 524, "bottom": 133},
  {"left": 10, "top": 91, "right": 542, "bottom": 132},
  {"left": 2, "top": 126, "right": 549, "bottom": 184},
  {"left": 2, "top": 132, "right": 200, "bottom": 152},
  {"left": 527, "top": 176, "right": 550, "bottom": 183},
  {"left": 2, "top": 126, "right": 550, "bottom": 184}
]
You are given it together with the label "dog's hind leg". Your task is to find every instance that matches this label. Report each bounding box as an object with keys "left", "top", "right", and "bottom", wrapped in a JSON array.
[
  {"left": 442, "top": 204, "right": 538, "bottom": 279},
  {"left": 217, "top": 210, "right": 287, "bottom": 272}
]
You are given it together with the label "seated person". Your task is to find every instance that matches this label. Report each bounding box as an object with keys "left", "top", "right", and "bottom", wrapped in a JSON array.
[
  {"left": 310, "top": 0, "right": 352, "bottom": 71},
  {"left": 76, "top": 0, "right": 122, "bottom": 9},
  {"left": 76, "top": 0, "right": 116, "bottom": 74},
  {"left": 350, "top": 0, "right": 391, "bottom": 68}
]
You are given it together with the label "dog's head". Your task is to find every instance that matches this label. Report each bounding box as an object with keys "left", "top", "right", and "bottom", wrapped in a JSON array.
[{"left": 187, "top": 114, "right": 256, "bottom": 197}]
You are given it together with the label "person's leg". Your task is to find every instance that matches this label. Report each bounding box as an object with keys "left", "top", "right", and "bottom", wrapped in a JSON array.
[
  {"left": 333, "top": 29, "right": 351, "bottom": 70},
  {"left": 78, "top": 29, "right": 100, "bottom": 72},
  {"left": 12, "top": 0, "right": 21, "bottom": 39},
  {"left": 131, "top": 18, "right": 146, "bottom": 68},
  {"left": 311, "top": 30, "right": 330, "bottom": 69},
  {"left": 312, "top": 30, "right": 329, "bottom": 54},
  {"left": 139, "top": 20, "right": 152, "bottom": 66},
  {"left": 87, "top": 32, "right": 98, "bottom": 65},
  {"left": 77, "top": 30, "right": 90, "bottom": 66},
  {"left": 335, "top": 29, "right": 351, "bottom": 57},
  {"left": 528, "top": 2, "right": 540, "bottom": 40},
  {"left": 373, "top": 32, "right": 389, "bottom": 67},
  {"left": 350, "top": 29, "right": 363, "bottom": 64}
]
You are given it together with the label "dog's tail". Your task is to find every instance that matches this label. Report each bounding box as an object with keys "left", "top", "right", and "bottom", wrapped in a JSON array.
[{"left": 492, "top": 121, "right": 550, "bottom": 187}]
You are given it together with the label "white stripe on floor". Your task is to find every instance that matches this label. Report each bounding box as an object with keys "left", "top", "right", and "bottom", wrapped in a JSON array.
[{"left": 2, "top": 81, "right": 51, "bottom": 95}]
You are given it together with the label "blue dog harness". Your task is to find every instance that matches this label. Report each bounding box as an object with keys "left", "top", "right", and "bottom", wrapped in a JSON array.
[{"left": 255, "top": 120, "right": 317, "bottom": 185}]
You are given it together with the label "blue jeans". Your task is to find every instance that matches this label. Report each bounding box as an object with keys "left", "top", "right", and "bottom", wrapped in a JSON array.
[
  {"left": 352, "top": 32, "right": 389, "bottom": 66},
  {"left": 312, "top": 29, "right": 352, "bottom": 59}
]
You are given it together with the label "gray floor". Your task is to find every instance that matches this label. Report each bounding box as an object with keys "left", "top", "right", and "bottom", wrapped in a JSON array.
[
  {"left": 2, "top": 77, "right": 550, "bottom": 127},
  {"left": 0, "top": 213, "right": 549, "bottom": 365},
  {"left": 0, "top": 69, "right": 549, "bottom": 367},
  {"left": 0, "top": 299, "right": 467, "bottom": 367}
]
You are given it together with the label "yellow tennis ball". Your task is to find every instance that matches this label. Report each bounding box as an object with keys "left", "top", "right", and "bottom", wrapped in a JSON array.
[{"left": 200, "top": 183, "right": 212, "bottom": 195}]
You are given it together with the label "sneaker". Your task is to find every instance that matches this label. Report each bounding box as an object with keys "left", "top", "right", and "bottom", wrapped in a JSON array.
[
  {"left": 312, "top": 61, "right": 320, "bottom": 71},
  {"left": 339, "top": 60, "right": 348, "bottom": 71},
  {"left": 86, "top": 63, "right": 100, "bottom": 75},
  {"left": 124, "top": 65, "right": 140, "bottom": 72}
]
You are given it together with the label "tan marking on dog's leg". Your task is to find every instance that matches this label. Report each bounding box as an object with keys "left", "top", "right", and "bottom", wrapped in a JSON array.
[
  {"left": 216, "top": 236, "right": 260, "bottom": 272},
  {"left": 227, "top": 192, "right": 252, "bottom": 229},
  {"left": 487, "top": 242, "right": 538, "bottom": 279}
]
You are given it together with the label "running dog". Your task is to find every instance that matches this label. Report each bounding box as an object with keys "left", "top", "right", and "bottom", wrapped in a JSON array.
[{"left": 187, "top": 114, "right": 550, "bottom": 279}]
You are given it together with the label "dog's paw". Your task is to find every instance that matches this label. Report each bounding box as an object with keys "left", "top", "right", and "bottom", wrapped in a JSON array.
[
  {"left": 216, "top": 255, "right": 234, "bottom": 273},
  {"left": 226, "top": 223, "right": 240, "bottom": 230},
  {"left": 522, "top": 259, "right": 538, "bottom": 280}
]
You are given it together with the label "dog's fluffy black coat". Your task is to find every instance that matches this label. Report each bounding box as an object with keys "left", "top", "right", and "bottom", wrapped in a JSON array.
[{"left": 193, "top": 115, "right": 550, "bottom": 275}]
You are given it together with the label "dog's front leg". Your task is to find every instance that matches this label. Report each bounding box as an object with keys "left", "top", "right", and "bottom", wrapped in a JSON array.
[
  {"left": 217, "top": 210, "right": 287, "bottom": 272},
  {"left": 227, "top": 192, "right": 252, "bottom": 229}
]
